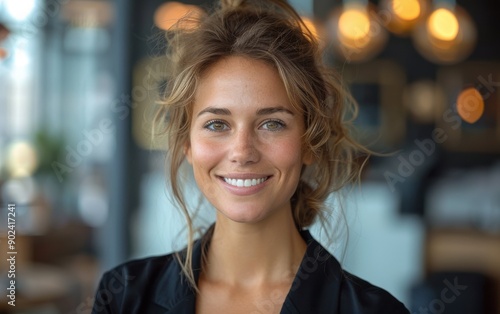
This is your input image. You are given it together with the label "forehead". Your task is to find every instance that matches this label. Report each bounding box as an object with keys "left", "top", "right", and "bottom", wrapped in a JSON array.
[
  {"left": 193, "top": 56, "right": 296, "bottom": 114},
  {"left": 198, "top": 56, "right": 282, "bottom": 90}
]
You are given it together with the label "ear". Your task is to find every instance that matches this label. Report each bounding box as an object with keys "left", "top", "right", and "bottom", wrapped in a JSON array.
[
  {"left": 302, "top": 150, "right": 314, "bottom": 166},
  {"left": 184, "top": 140, "right": 192, "bottom": 164}
]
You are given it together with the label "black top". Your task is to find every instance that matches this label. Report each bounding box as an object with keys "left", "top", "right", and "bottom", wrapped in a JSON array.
[{"left": 92, "top": 228, "right": 409, "bottom": 313}]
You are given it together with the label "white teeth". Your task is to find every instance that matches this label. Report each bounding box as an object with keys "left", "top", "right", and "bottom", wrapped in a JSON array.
[{"left": 224, "top": 177, "right": 267, "bottom": 187}]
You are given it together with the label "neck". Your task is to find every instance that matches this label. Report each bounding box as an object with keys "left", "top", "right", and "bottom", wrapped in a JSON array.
[{"left": 203, "top": 209, "right": 307, "bottom": 288}]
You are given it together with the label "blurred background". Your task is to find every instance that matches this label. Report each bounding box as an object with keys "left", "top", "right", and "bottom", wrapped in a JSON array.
[{"left": 0, "top": 0, "right": 499, "bottom": 313}]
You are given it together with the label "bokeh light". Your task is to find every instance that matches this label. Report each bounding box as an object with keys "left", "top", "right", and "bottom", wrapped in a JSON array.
[
  {"left": 6, "top": 141, "right": 39, "bottom": 178},
  {"left": 338, "top": 8, "right": 371, "bottom": 42},
  {"left": 329, "top": 3, "right": 388, "bottom": 62},
  {"left": 301, "top": 16, "right": 319, "bottom": 41},
  {"left": 154, "top": 1, "right": 204, "bottom": 31},
  {"left": 380, "top": 0, "right": 427, "bottom": 35},
  {"left": 4, "top": 0, "right": 37, "bottom": 22},
  {"left": 403, "top": 80, "right": 446, "bottom": 124},
  {"left": 427, "top": 8, "right": 459, "bottom": 41},
  {"left": 412, "top": 5, "right": 476, "bottom": 64},
  {"left": 456, "top": 87, "right": 484, "bottom": 124},
  {"left": 392, "top": 0, "right": 421, "bottom": 21},
  {"left": 2, "top": 176, "right": 37, "bottom": 205}
]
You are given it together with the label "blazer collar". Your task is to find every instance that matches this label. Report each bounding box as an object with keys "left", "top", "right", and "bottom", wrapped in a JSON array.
[
  {"left": 152, "top": 230, "right": 206, "bottom": 313},
  {"left": 152, "top": 227, "right": 342, "bottom": 313},
  {"left": 282, "top": 229, "right": 342, "bottom": 313}
]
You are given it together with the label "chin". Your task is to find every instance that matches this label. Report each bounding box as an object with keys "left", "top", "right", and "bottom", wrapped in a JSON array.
[{"left": 217, "top": 205, "right": 271, "bottom": 224}]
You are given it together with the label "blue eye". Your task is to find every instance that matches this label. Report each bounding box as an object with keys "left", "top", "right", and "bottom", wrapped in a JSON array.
[
  {"left": 261, "top": 119, "right": 285, "bottom": 131},
  {"left": 204, "top": 120, "right": 229, "bottom": 132}
]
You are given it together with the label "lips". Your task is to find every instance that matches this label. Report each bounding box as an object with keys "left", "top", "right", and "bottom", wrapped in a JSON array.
[{"left": 223, "top": 177, "right": 269, "bottom": 187}]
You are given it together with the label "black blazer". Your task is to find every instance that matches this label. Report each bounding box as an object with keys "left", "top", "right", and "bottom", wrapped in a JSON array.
[{"left": 92, "top": 229, "right": 409, "bottom": 313}]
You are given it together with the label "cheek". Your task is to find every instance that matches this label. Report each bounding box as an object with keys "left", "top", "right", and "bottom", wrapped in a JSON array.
[
  {"left": 189, "top": 138, "right": 223, "bottom": 171},
  {"left": 269, "top": 140, "right": 304, "bottom": 171},
  {"left": 189, "top": 139, "right": 225, "bottom": 199}
]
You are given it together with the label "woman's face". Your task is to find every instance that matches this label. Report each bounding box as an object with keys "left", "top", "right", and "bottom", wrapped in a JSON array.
[{"left": 185, "top": 56, "right": 311, "bottom": 224}]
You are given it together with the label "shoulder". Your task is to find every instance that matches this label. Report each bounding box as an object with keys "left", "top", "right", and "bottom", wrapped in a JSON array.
[
  {"left": 99, "top": 253, "right": 175, "bottom": 290},
  {"left": 292, "top": 230, "right": 409, "bottom": 314},
  {"left": 108, "top": 253, "right": 175, "bottom": 277},
  {"left": 337, "top": 269, "right": 409, "bottom": 314},
  {"left": 92, "top": 253, "right": 178, "bottom": 313}
]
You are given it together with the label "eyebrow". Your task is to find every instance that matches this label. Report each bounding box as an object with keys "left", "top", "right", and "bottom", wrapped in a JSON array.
[
  {"left": 197, "top": 107, "right": 231, "bottom": 117},
  {"left": 257, "top": 107, "right": 294, "bottom": 116},
  {"left": 197, "top": 106, "right": 294, "bottom": 117}
]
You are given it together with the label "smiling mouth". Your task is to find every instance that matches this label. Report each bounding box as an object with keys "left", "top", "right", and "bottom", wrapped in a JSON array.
[{"left": 222, "top": 177, "right": 269, "bottom": 187}]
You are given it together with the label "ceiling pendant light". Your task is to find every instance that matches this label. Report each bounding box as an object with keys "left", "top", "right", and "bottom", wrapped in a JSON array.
[
  {"left": 328, "top": 0, "right": 388, "bottom": 62},
  {"left": 379, "top": 0, "right": 429, "bottom": 35},
  {"left": 412, "top": 0, "right": 476, "bottom": 64}
]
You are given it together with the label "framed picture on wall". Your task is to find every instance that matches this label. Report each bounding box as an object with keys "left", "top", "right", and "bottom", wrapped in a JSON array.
[{"left": 342, "top": 60, "right": 407, "bottom": 150}]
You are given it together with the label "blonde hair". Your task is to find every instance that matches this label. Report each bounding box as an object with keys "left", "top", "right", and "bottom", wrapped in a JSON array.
[{"left": 155, "top": 0, "right": 369, "bottom": 289}]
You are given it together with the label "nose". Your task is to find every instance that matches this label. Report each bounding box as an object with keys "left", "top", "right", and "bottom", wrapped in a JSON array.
[{"left": 229, "top": 128, "right": 260, "bottom": 165}]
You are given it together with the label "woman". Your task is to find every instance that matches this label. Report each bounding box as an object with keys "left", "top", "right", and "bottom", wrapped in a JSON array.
[{"left": 93, "top": 0, "right": 409, "bottom": 313}]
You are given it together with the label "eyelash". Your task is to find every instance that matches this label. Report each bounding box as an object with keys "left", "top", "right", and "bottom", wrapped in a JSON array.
[
  {"left": 261, "top": 119, "right": 286, "bottom": 131},
  {"left": 203, "top": 119, "right": 228, "bottom": 132},
  {"left": 203, "top": 119, "right": 286, "bottom": 132}
]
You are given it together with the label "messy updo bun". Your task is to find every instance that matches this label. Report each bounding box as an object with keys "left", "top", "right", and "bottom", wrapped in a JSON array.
[{"left": 156, "top": 0, "right": 369, "bottom": 289}]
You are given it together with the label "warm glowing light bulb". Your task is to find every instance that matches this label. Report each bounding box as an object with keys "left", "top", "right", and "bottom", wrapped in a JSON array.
[
  {"left": 338, "top": 8, "right": 370, "bottom": 41},
  {"left": 427, "top": 8, "right": 459, "bottom": 41},
  {"left": 456, "top": 88, "right": 484, "bottom": 124},
  {"left": 392, "top": 0, "right": 421, "bottom": 21}
]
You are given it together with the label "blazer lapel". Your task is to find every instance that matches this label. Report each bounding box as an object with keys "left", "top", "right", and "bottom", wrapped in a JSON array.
[
  {"left": 280, "top": 230, "right": 342, "bottom": 314},
  {"left": 152, "top": 233, "right": 206, "bottom": 313},
  {"left": 150, "top": 227, "right": 340, "bottom": 314}
]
